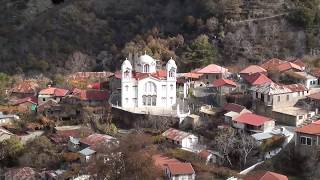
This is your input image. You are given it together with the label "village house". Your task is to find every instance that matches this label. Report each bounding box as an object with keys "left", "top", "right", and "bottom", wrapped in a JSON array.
[
  {"left": 77, "top": 133, "right": 117, "bottom": 163},
  {"left": 70, "top": 88, "right": 109, "bottom": 106},
  {"left": 223, "top": 103, "right": 252, "bottom": 124},
  {"left": 295, "top": 120, "right": 320, "bottom": 156},
  {"left": 311, "top": 68, "right": 320, "bottom": 84},
  {"left": 308, "top": 92, "right": 320, "bottom": 109},
  {"left": 38, "top": 87, "right": 69, "bottom": 104},
  {"left": 232, "top": 113, "right": 275, "bottom": 133},
  {"left": 243, "top": 171, "right": 288, "bottom": 180},
  {"left": 11, "top": 96, "right": 37, "bottom": 112},
  {"left": 120, "top": 53, "right": 177, "bottom": 110},
  {"left": 239, "top": 65, "right": 267, "bottom": 77},
  {"left": 196, "top": 64, "right": 229, "bottom": 86},
  {"left": 9, "top": 80, "right": 39, "bottom": 99},
  {"left": 162, "top": 128, "right": 199, "bottom": 151},
  {"left": 241, "top": 72, "right": 273, "bottom": 91},
  {"left": 283, "top": 70, "right": 319, "bottom": 89},
  {"left": 152, "top": 154, "right": 196, "bottom": 180},
  {"left": 251, "top": 82, "right": 309, "bottom": 116},
  {"left": 213, "top": 78, "right": 238, "bottom": 94}
]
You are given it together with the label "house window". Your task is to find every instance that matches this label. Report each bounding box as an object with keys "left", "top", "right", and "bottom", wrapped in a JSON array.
[
  {"left": 206, "top": 75, "right": 209, "bottom": 79},
  {"left": 162, "top": 97, "right": 166, "bottom": 104},
  {"left": 308, "top": 114, "right": 311, "bottom": 118},
  {"left": 152, "top": 96, "right": 156, "bottom": 106},
  {"left": 170, "top": 84, "right": 174, "bottom": 91},
  {"left": 169, "top": 68, "right": 176, "bottom": 77},
  {"left": 216, "top": 75, "right": 219, "bottom": 79},
  {"left": 43, "top": 98, "right": 46, "bottom": 102},
  {"left": 267, "top": 95, "right": 270, "bottom": 101},
  {"left": 300, "top": 136, "right": 312, "bottom": 146},
  {"left": 299, "top": 115, "right": 303, "bottom": 119},
  {"left": 298, "top": 92, "right": 301, "bottom": 96},
  {"left": 143, "top": 96, "right": 146, "bottom": 105},
  {"left": 286, "top": 95, "right": 289, "bottom": 101},
  {"left": 277, "top": 96, "right": 280, "bottom": 102},
  {"left": 256, "top": 92, "right": 259, "bottom": 98}
]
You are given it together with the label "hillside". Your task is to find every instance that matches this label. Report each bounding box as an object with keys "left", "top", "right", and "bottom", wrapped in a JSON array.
[{"left": 0, "top": 0, "right": 319, "bottom": 75}]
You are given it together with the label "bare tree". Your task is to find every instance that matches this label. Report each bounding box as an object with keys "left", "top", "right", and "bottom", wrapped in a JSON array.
[
  {"left": 237, "top": 132, "right": 258, "bottom": 168},
  {"left": 214, "top": 127, "right": 237, "bottom": 167}
]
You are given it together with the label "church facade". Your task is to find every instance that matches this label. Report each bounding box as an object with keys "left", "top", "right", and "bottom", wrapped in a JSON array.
[{"left": 121, "top": 53, "right": 177, "bottom": 109}]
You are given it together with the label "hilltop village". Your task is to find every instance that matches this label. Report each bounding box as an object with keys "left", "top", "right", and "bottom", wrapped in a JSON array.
[{"left": 1, "top": 54, "right": 320, "bottom": 180}]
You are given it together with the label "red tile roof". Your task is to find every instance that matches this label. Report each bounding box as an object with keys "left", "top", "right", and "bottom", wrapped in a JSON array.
[
  {"left": 244, "top": 171, "right": 288, "bottom": 180},
  {"left": 311, "top": 68, "right": 320, "bottom": 77},
  {"left": 12, "top": 96, "right": 38, "bottom": 105},
  {"left": 152, "top": 154, "right": 181, "bottom": 170},
  {"left": 80, "top": 133, "right": 116, "bottom": 149},
  {"left": 289, "top": 58, "right": 306, "bottom": 69},
  {"left": 11, "top": 81, "right": 39, "bottom": 94},
  {"left": 87, "top": 82, "right": 101, "bottom": 89},
  {"left": 183, "top": 72, "right": 203, "bottom": 79},
  {"left": 133, "top": 70, "right": 167, "bottom": 80},
  {"left": 162, "top": 128, "right": 193, "bottom": 141},
  {"left": 240, "top": 65, "right": 267, "bottom": 75},
  {"left": 234, "top": 113, "right": 272, "bottom": 126},
  {"left": 73, "top": 89, "right": 108, "bottom": 101},
  {"left": 223, "top": 103, "right": 246, "bottom": 113},
  {"left": 197, "top": 64, "right": 228, "bottom": 74},
  {"left": 243, "top": 73, "right": 273, "bottom": 86},
  {"left": 308, "top": 92, "right": 320, "bottom": 100},
  {"left": 295, "top": 120, "right": 320, "bottom": 135},
  {"left": 260, "top": 58, "right": 286, "bottom": 70},
  {"left": 39, "top": 87, "right": 69, "bottom": 97},
  {"left": 198, "top": 149, "right": 211, "bottom": 159},
  {"left": 277, "top": 62, "right": 303, "bottom": 72},
  {"left": 167, "top": 163, "right": 195, "bottom": 175},
  {"left": 283, "top": 83, "right": 308, "bottom": 92},
  {"left": 213, "top": 78, "right": 237, "bottom": 87}
]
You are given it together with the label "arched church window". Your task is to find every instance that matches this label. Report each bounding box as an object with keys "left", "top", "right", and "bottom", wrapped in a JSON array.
[
  {"left": 144, "top": 64, "right": 150, "bottom": 73},
  {"left": 169, "top": 68, "right": 176, "bottom": 77},
  {"left": 124, "top": 69, "right": 130, "bottom": 78}
]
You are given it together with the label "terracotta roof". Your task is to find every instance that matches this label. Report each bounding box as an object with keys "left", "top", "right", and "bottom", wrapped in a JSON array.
[
  {"left": 244, "top": 171, "right": 288, "bottom": 180},
  {"left": 251, "top": 82, "right": 292, "bottom": 95},
  {"left": 234, "top": 113, "right": 272, "bottom": 126},
  {"left": 11, "top": 81, "right": 39, "bottom": 94},
  {"left": 12, "top": 96, "right": 37, "bottom": 105},
  {"left": 223, "top": 103, "right": 246, "bottom": 113},
  {"left": 162, "top": 128, "right": 193, "bottom": 141},
  {"left": 240, "top": 65, "right": 267, "bottom": 75},
  {"left": 308, "top": 92, "right": 320, "bottom": 100},
  {"left": 283, "top": 83, "right": 308, "bottom": 92},
  {"left": 73, "top": 89, "right": 108, "bottom": 101},
  {"left": 295, "top": 120, "right": 320, "bottom": 135},
  {"left": 243, "top": 73, "right": 273, "bottom": 86},
  {"left": 152, "top": 154, "right": 181, "bottom": 170},
  {"left": 289, "top": 58, "right": 306, "bottom": 69},
  {"left": 167, "top": 163, "right": 195, "bottom": 175},
  {"left": 197, "top": 64, "right": 228, "bottom": 74},
  {"left": 277, "top": 62, "right": 303, "bottom": 72},
  {"left": 183, "top": 72, "right": 203, "bottom": 79},
  {"left": 39, "top": 87, "right": 69, "bottom": 97},
  {"left": 133, "top": 70, "right": 167, "bottom": 80},
  {"left": 260, "top": 58, "right": 286, "bottom": 70},
  {"left": 311, "top": 68, "right": 320, "bottom": 77},
  {"left": 80, "top": 133, "right": 116, "bottom": 150},
  {"left": 87, "top": 82, "right": 101, "bottom": 89},
  {"left": 213, "top": 78, "right": 237, "bottom": 87}
]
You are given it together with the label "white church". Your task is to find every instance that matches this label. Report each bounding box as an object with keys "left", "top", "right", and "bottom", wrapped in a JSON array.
[{"left": 121, "top": 53, "right": 177, "bottom": 112}]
